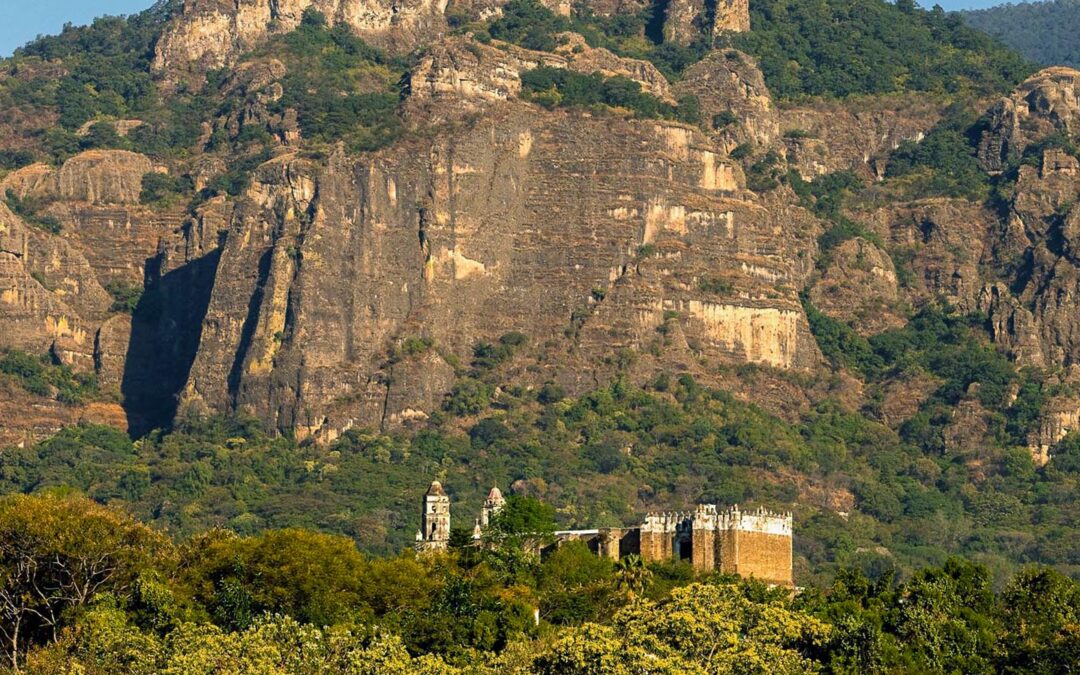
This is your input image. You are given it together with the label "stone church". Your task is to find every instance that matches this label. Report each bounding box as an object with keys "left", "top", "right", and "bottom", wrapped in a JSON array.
[{"left": 415, "top": 480, "right": 793, "bottom": 587}]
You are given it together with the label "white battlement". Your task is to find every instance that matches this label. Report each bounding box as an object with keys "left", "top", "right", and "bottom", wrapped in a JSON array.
[
  {"left": 641, "top": 504, "right": 792, "bottom": 536},
  {"left": 717, "top": 504, "right": 793, "bottom": 536}
]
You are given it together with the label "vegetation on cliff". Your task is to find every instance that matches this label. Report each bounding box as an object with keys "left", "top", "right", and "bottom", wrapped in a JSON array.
[
  {"left": 5, "top": 1, "right": 1080, "bottom": 672},
  {"left": 962, "top": 0, "right": 1080, "bottom": 69},
  {"left": 0, "top": 350, "right": 99, "bottom": 404},
  {"left": 478, "top": 0, "right": 1032, "bottom": 99},
  {"left": 7, "top": 309, "right": 1080, "bottom": 592}
]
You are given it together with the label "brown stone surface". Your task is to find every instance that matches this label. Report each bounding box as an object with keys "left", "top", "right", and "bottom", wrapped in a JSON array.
[
  {"left": 168, "top": 103, "right": 823, "bottom": 438},
  {"left": 809, "top": 237, "right": 904, "bottom": 336},
  {"left": 0, "top": 380, "right": 126, "bottom": 448},
  {"left": 721, "top": 530, "right": 792, "bottom": 587},
  {"left": 780, "top": 94, "right": 943, "bottom": 178},
  {"left": 978, "top": 67, "right": 1080, "bottom": 174},
  {"left": 674, "top": 50, "right": 779, "bottom": 149},
  {"left": 407, "top": 35, "right": 675, "bottom": 125}
]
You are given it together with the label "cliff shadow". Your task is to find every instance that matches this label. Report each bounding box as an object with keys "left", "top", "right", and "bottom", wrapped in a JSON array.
[{"left": 121, "top": 248, "right": 221, "bottom": 437}]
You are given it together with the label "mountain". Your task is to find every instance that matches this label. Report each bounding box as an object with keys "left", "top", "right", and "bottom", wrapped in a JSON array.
[
  {"left": 11, "top": 0, "right": 1080, "bottom": 670},
  {"left": 5, "top": 0, "right": 1080, "bottom": 587},
  {"left": 962, "top": 0, "right": 1080, "bottom": 69}
]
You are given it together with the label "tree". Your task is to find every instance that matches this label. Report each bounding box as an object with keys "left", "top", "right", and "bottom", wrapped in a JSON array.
[
  {"left": 534, "top": 581, "right": 831, "bottom": 674},
  {"left": 996, "top": 567, "right": 1080, "bottom": 673},
  {"left": 613, "top": 554, "right": 652, "bottom": 601},
  {"left": 177, "top": 529, "right": 368, "bottom": 630},
  {"left": 487, "top": 495, "right": 557, "bottom": 552},
  {"left": 539, "top": 541, "right": 614, "bottom": 625},
  {"left": 0, "top": 494, "right": 168, "bottom": 671}
]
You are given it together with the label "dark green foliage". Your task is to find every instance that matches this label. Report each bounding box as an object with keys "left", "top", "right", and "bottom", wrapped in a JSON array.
[
  {"left": 486, "top": 494, "right": 558, "bottom": 552},
  {"left": 730, "top": 0, "right": 1034, "bottom": 100},
  {"left": 79, "top": 122, "right": 127, "bottom": 151},
  {"left": 481, "top": 0, "right": 709, "bottom": 81},
  {"left": 537, "top": 382, "right": 566, "bottom": 404},
  {"left": 468, "top": 332, "right": 528, "bottom": 374},
  {"left": 519, "top": 67, "right": 682, "bottom": 120},
  {"left": 486, "top": 0, "right": 572, "bottom": 51},
  {"left": 712, "top": 110, "right": 738, "bottom": 129},
  {"left": 15, "top": 9, "right": 172, "bottom": 130},
  {"left": 698, "top": 276, "right": 734, "bottom": 295},
  {"left": 267, "top": 14, "right": 404, "bottom": 152},
  {"left": 0, "top": 150, "right": 35, "bottom": 170},
  {"left": 0, "top": 350, "right": 98, "bottom": 404},
  {"left": 140, "top": 172, "right": 193, "bottom": 205},
  {"left": 744, "top": 149, "right": 783, "bottom": 192},
  {"left": 4, "top": 189, "right": 61, "bottom": 234},
  {"left": 445, "top": 378, "right": 494, "bottom": 415},
  {"left": 885, "top": 107, "right": 990, "bottom": 200},
  {"left": 804, "top": 302, "right": 1027, "bottom": 458},
  {"left": 962, "top": 0, "right": 1080, "bottom": 69},
  {"left": 104, "top": 280, "right": 144, "bottom": 314},
  {"left": 205, "top": 149, "right": 272, "bottom": 197},
  {"left": 786, "top": 169, "right": 881, "bottom": 261},
  {"left": 801, "top": 296, "right": 882, "bottom": 374}
]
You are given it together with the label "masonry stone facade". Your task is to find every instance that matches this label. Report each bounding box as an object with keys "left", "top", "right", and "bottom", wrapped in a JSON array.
[
  {"left": 415, "top": 480, "right": 451, "bottom": 552},
  {"left": 416, "top": 481, "right": 794, "bottom": 586}
]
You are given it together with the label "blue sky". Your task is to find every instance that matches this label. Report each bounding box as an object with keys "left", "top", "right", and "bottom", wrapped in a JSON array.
[{"left": 0, "top": 0, "right": 1028, "bottom": 57}]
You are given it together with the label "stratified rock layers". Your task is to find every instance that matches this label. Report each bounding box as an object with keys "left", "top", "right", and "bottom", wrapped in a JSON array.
[{"left": 177, "top": 108, "right": 821, "bottom": 441}]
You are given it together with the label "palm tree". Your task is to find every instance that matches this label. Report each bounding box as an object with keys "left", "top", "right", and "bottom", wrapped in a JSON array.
[{"left": 614, "top": 554, "right": 652, "bottom": 600}]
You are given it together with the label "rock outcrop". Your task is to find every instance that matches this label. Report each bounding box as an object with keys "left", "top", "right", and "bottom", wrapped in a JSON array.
[
  {"left": 780, "top": 95, "right": 943, "bottom": 179},
  {"left": 154, "top": 0, "right": 451, "bottom": 79},
  {"left": 809, "top": 237, "right": 903, "bottom": 336},
  {"left": 674, "top": 50, "right": 779, "bottom": 149},
  {"left": 166, "top": 93, "right": 821, "bottom": 440},
  {"left": 406, "top": 35, "right": 676, "bottom": 123},
  {"left": 664, "top": 0, "right": 749, "bottom": 45},
  {"left": 978, "top": 67, "right": 1080, "bottom": 174}
]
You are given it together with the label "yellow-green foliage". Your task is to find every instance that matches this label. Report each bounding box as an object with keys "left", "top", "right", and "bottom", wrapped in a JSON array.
[{"left": 535, "top": 584, "right": 830, "bottom": 674}]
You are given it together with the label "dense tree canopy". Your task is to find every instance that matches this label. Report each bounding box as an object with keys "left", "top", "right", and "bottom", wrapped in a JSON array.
[
  {"left": 962, "top": 0, "right": 1080, "bottom": 69},
  {"left": 0, "top": 494, "right": 1075, "bottom": 672}
]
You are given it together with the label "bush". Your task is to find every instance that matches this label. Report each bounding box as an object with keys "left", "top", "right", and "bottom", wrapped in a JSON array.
[
  {"left": 445, "top": 378, "right": 493, "bottom": 416},
  {"left": 140, "top": 172, "right": 192, "bottom": 205},
  {"left": 0, "top": 350, "right": 98, "bottom": 403},
  {"left": 104, "top": 280, "right": 144, "bottom": 314},
  {"left": 885, "top": 110, "right": 990, "bottom": 200},
  {"left": 730, "top": 0, "right": 1034, "bottom": 100},
  {"left": 712, "top": 111, "right": 738, "bottom": 129},
  {"left": 4, "top": 190, "right": 62, "bottom": 234}
]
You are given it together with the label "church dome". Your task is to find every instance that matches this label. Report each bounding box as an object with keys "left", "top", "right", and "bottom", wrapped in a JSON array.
[
  {"left": 426, "top": 480, "right": 446, "bottom": 496},
  {"left": 487, "top": 486, "right": 504, "bottom": 501}
]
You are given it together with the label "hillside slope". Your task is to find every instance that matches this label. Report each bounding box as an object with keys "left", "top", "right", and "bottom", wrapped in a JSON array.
[
  {"left": 962, "top": 0, "right": 1080, "bottom": 69},
  {"left": 8, "top": 0, "right": 1080, "bottom": 585}
]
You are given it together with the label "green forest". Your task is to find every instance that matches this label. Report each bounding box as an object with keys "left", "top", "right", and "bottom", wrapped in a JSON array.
[
  {"left": 962, "top": 0, "right": 1080, "bottom": 69},
  {"left": 3, "top": 492, "right": 1080, "bottom": 673},
  {"left": 1, "top": 0, "right": 1079, "bottom": 670}
]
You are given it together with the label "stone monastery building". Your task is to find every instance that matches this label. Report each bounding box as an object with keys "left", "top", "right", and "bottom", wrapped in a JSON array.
[{"left": 416, "top": 480, "right": 794, "bottom": 587}]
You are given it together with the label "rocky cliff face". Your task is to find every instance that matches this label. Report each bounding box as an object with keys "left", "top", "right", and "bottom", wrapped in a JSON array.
[
  {"left": 155, "top": 0, "right": 750, "bottom": 84},
  {"left": 10, "top": 0, "right": 1080, "bottom": 458},
  {"left": 154, "top": 0, "right": 449, "bottom": 78},
  {"left": 173, "top": 67, "right": 821, "bottom": 440}
]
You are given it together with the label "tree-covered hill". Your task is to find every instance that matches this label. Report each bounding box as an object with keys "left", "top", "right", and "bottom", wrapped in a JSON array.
[{"left": 961, "top": 0, "right": 1080, "bottom": 69}]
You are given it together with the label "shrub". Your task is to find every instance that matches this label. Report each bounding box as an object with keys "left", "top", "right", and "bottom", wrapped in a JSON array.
[
  {"left": 445, "top": 378, "right": 493, "bottom": 415},
  {"left": 104, "top": 280, "right": 144, "bottom": 314},
  {"left": 140, "top": 172, "right": 192, "bottom": 204}
]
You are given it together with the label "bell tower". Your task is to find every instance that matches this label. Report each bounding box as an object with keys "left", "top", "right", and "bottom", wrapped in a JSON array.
[
  {"left": 416, "top": 480, "right": 450, "bottom": 552},
  {"left": 480, "top": 485, "right": 506, "bottom": 528}
]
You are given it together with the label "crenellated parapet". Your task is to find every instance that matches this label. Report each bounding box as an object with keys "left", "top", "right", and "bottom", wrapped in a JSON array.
[
  {"left": 415, "top": 478, "right": 794, "bottom": 585},
  {"left": 717, "top": 504, "right": 793, "bottom": 536}
]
